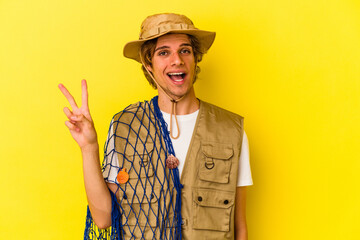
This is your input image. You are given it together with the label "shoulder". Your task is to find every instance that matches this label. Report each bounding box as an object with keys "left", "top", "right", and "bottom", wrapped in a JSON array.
[
  {"left": 200, "top": 100, "right": 244, "bottom": 126},
  {"left": 112, "top": 99, "right": 154, "bottom": 122}
]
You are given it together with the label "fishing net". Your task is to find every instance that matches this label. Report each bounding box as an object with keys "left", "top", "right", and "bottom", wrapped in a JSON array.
[{"left": 84, "top": 96, "right": 182, "bottom": 240}]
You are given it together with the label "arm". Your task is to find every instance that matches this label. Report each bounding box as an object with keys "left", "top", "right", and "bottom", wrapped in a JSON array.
[
  {"left": 235, "top": 186, "right": 248, "bottom": 240},
  {"left": 59, "top": 80, "right": 112, "bottom": 229}
]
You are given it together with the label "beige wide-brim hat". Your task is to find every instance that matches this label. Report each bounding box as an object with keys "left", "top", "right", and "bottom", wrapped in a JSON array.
[{"left": 123, "top": 13, "right": 216, "bottom": 63}]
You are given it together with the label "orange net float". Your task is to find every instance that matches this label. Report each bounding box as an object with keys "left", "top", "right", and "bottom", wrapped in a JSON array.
[{"left": 117, "top": 168, "right": 129, "bottom": 184}]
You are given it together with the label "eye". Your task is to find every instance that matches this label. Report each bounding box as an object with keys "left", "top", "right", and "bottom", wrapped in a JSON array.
[
  {"left": 157, "top": 50, "right": 169, "bottom": 56},
  {"left": 180, "top": 48, "right": 192, "bottom": 54}
]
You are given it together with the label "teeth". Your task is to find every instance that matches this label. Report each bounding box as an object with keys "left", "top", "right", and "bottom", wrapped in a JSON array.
[{"left": 168, "top": 72, "right": 184, "bottom": 76}]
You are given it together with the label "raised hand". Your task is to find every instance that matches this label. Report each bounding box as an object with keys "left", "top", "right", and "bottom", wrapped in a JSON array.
[{"left": 59, "top": 79, "right": 98, "bottom": 149}]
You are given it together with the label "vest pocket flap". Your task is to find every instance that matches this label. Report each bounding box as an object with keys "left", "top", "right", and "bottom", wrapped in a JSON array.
[
  {"left": 120, "top": 188, "right": 158, "bottom": 204},
  {"left": 201, "top": 142, "right": 233, "bottom": 160},
  {"left": 193, "top": 188, "right": 234, "bottom": 209},
  {"left": 124, "top": 142, "right": 154, "bottom": 156}
]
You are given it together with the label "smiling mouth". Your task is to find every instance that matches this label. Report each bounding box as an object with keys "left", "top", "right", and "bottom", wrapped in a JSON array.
[{"left": 167, "top": 72, "right": 186, "bottom": 82}]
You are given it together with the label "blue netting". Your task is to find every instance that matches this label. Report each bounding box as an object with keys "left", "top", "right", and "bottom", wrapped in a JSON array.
[
  {"left": 84, "top": 96, "right": 182, "bottom": 240},
  {"left": 84, "top": 190, "right": 121, "bottom": 240}
]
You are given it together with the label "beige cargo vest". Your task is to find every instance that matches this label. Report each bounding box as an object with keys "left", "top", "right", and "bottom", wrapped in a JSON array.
[
  {"left": 181, "top": 100, "right": 244, "bottom": 240},
  {"left": 112, "top": 99, "right": 243, "bottom": 239}
]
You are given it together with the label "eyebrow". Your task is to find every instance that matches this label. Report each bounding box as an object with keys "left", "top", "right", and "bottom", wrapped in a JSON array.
[{"left": 154, "top": 43, "right": 192, "bottom": 52}]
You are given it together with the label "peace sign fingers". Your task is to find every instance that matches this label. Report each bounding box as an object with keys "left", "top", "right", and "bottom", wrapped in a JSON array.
[
  {"left": 59, "top": 80, "right": 98, "bottom": 148},
  {"left": 58, "top": 83, "right": 79, "bottom": 112},
  {"left": 81, "top": 79, "right": 92, "bottom": 120}
]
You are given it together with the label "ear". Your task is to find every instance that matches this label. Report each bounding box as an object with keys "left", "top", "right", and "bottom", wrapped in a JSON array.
[{"left": 145, "top": 65, "right": 153, "bottom": 73}]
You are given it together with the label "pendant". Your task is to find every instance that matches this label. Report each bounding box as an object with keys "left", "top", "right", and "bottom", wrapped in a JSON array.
[
  {"left": 117, "top": 168, "right": 129, "bottom": 184},
  {"left": 166, "top": 154, "right": 179, "bottom": 169}
]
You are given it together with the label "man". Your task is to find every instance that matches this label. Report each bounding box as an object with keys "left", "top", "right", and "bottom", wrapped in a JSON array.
[{"left": 59, "top": 13, "right": 252, "bottom": 240}]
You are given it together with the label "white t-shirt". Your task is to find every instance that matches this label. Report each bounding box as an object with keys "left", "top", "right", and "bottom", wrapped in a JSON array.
[{"left": 103, "top": 110, "right": 253, "bottom": 187}]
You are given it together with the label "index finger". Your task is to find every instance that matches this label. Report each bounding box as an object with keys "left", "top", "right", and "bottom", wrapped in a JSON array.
[
  {"left": 81, "top": 79, "right": 89, "bottom": 110},
  {"left": 58, "top": 83, "right": 79, "bottom": 110}
]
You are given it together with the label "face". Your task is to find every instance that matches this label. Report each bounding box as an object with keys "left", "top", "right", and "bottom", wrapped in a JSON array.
[{"left": 147, "top": 34, "right": 196, "bottom": 100}]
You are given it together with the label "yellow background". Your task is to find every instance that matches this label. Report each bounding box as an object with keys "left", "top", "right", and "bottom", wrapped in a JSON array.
[{"left": 1, "top": 0, "right": 359, "bottom": 239}]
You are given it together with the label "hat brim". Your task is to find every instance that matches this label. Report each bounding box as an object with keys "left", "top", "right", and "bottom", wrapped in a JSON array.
[{"left": 123, "top": 29, "right": 216, "bottom": 63}]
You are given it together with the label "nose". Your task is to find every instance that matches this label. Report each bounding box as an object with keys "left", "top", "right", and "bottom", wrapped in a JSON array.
[{"left": 170, "top": 52, "right": 184, "bottom": 66}]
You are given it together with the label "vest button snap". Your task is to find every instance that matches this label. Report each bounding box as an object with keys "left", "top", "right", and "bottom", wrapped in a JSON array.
[
  {"left": 198, "top": 196, "right": 202, "bottom": 202},
  {"left": 224, "top": 200, "right": 229, "bottom": 205},
  {"left": 150, "top": 194, "right": 154, "bottom": 199},
  {"left": 123, "top": 194, "right": 127, "bottom": 200}
]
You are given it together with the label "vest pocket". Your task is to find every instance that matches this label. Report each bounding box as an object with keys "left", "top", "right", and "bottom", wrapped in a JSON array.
[
  {"left": 123, "top": 142, "right": 155, "bottom": 179},
  {"left": 199, "top": 142, "right": 234, "bottom": 183},
  {"left": 192, "top": 188, "right": 235, "bottom": 232},
  {"left": 120, "top": 188, "right": 159, "bottom": 227},
  {"left": 119, "top": 187, "right": 174, "bottom": 239}
]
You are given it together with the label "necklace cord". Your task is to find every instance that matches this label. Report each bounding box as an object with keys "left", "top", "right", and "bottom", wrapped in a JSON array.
[
  {"left": 170, "top": 100, "right": 180, "bottom": 139},
  {"left": 140, "top": 51, "right": 183, "bottom": 139}
]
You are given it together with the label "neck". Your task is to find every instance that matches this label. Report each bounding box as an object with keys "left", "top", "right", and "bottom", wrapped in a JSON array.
[{"left": 157, "top": 88, "right": 199, "bottom": 115}]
